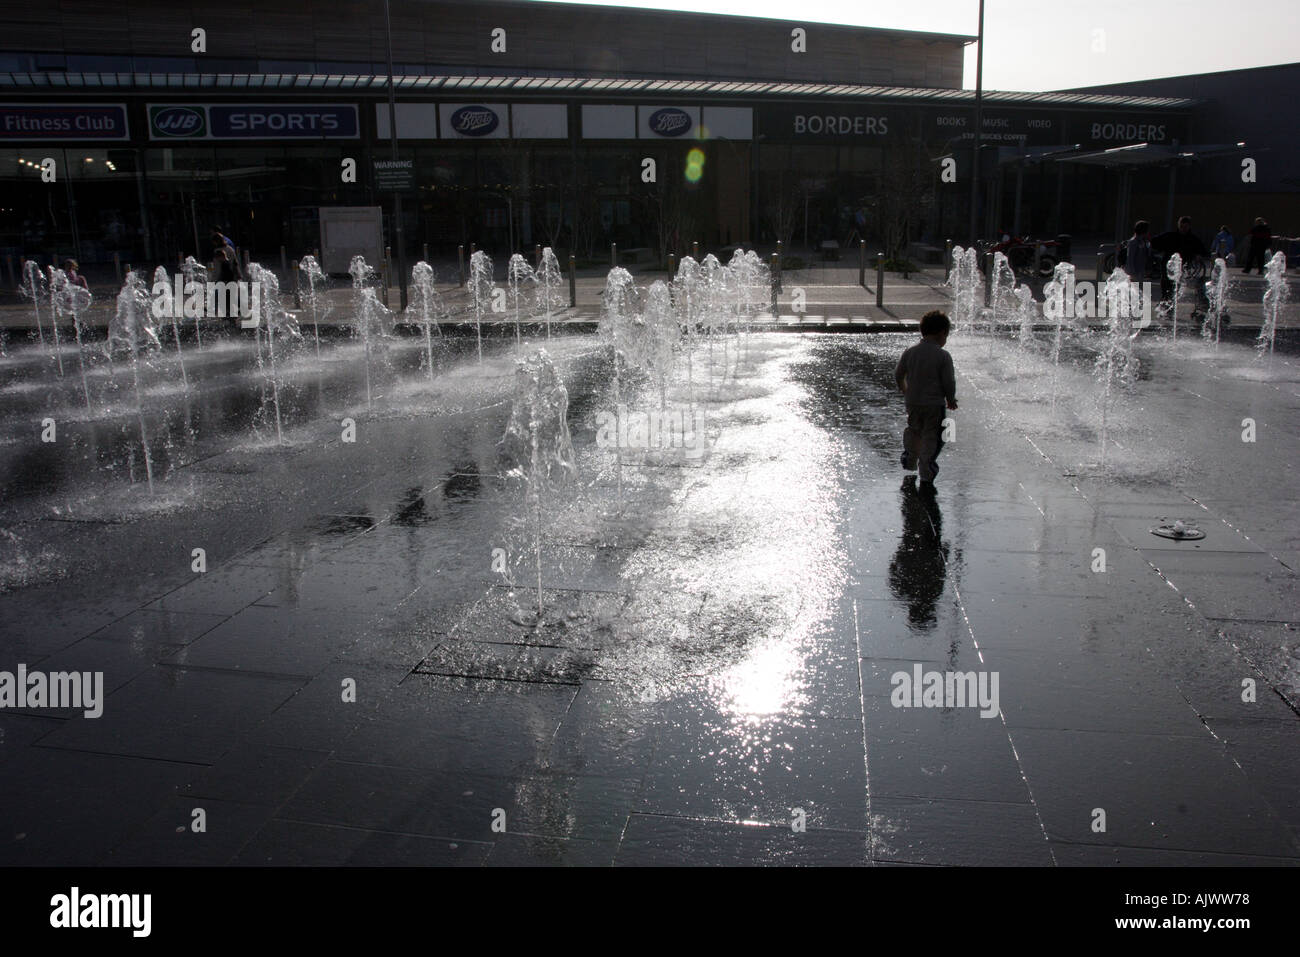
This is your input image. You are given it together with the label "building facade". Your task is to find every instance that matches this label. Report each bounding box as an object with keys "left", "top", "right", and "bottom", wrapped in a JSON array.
[{"left": 1, "top": 0, "right": 1262, "bottom": 273}]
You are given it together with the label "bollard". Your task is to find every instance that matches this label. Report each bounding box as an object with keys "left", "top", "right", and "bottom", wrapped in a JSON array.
[
  {"left": 985, "top": 250, "right": 994, "bottom": 306},
  {"left": 458, "top": 244, "right": 466, "bottom": 286},
  {"left": 611, "top": 242, "right": 617, "bottom": 268},
  {"left": 241, "top": 249, "right": 249, "bottom": 272},
  {"left": 313, "top": 248, "right": 320, "bottom": 263},
  {"left": 568, "top": 254, "right": 577, "bottom": 308},
  {"left": 125, "top": 262, "right": 132, "bottom": 276},
  {"left": 280, "top": 245, "right": 287, "bottom": 275},
  {"left": 534, "top": 244, "right": 541, "bottom": 268},
  {"left": 1096, "top": 245, "right": 1106, "bottom": 284},
  {"left": 381, "top": 263, "right": 389, "bottom": 307},
  {"left": 113, "top": 252, "right": 121, "bottom": 283},
  {"left": 292, "top": 259, "right": 301, "bottom": 308},
  {"left": 876, "top": 254, "right": 884, "bottom": 308},
  {"left": 769, "top": 253, "right": 780, "bottom": 315},
  {"left": 945, "top": 239, "right": 953, "bottom": 275},
  {"left": 692, "top": 240, "right": 699, "bottom": 260},
  {"left": 668, "top": 253, "right": 676, "bottom": 278},
  {"left": 422, "top": 243, "right": 429, "bottom": 263},
  {"left": 858, "top": 240, "right": 866, "bottom": 287},
  {"left": 470, "top": 242, "right": 476, "bottom": 258},
  {"left": 774, "top": 250, "right": 783, "bottom": 293}
]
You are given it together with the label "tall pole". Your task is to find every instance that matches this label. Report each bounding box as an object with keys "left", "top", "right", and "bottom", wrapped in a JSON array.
[
  {"left": 384, "top": 0, "right": 408, "bottom": 310},
  {"left": 968, "top": 0, "right": 985, "bottom": 246}
]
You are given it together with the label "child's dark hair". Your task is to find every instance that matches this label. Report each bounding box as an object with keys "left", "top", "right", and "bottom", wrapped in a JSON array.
[
  {"left": 1134, "top": 220, "right": 1149, "bottom": 235},
  {"left": 920, "top": 310, "right": 951, "bottom": 337}
]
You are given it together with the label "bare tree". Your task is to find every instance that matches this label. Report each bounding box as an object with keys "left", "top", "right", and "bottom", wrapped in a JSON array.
[
  {"left": 639, "top": 162, "right": 697, "bottom": 267},
  {"left": 763, "top": 169, "right": 817, "bottom": 253},
  {"left": 869, "top": 140, "right": 934, "bottom": 262}
]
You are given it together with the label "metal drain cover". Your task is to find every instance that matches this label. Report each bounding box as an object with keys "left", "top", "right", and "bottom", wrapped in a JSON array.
[{"left": 1151, "top": 520, "right": 1205, "bottom": 541}]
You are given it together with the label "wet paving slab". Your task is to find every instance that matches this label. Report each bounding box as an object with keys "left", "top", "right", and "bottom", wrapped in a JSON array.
[{"left": 1, "top": 327, "right": 1298, "bottom": 865}]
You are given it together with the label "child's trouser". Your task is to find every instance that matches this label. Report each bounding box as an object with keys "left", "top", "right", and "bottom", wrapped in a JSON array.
[{"left": 904, "top": 403, "right": 946, "bottom": 482}]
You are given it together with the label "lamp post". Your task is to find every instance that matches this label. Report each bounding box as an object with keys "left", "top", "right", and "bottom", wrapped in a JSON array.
[
  {"left": 383, "top": 0, "right": 408, "bottom": 310},
  {"left": 968, "top": 0, "right": 985, "bottom": 246}
]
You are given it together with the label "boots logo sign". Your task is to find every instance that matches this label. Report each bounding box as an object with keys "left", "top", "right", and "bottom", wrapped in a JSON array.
[
  {"left": 149, "top": 106, "right": 206, "bottom": 138},
  {"left": 449, "top": 106, "right": 500, "bottom": 136},
  {"left": 648, "top": 108, "right": 692, "bottom": 137}
]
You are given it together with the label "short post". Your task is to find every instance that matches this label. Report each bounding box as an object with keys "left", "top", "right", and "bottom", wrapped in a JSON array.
[
  {"left": 313, "top": 247, "right": 320, "bottom": 263},
  {"left": 667, "top": 253, "right": 676, "bottom": 277},
  {"left": 241, "top": 249, "right": 249, "bottom": 272},
  {"left": 458, "top": 244, "right": 466, "bottom": 286},
  {"left": 769, "top": 253, "right": 780, "bottom": 315},
  {"left": 610, "top": 242, "right": 617, "bottom": 268},
  {"left": 113, "top": 252, "right": 121, "bottom": 283},
  {"left": 280, "top": 244, "right": 287, "bottom": 276},
  {"left": 422, "top": 242, "right": 429, "bottom": 263},
  {"left": 875, "top": 254, "right": 885, "bottom": 308},
  {"left": 692, "top": 240, "right": 700, "bottom": 260},
  {"left": 125, "top": 262, "right": 132, "bottom": 276},
  {"left": 534, "top": 244, "right": 541, "bottom": 268},
  {"left": 985, "top": 251, "right": 995, "bottom": 306},
  {"left": 470, "top": 242, "right": 476, "bottom": 258},
  {"left": 292, "top": 259, "right": 301, "bottom": 308},
  {"left": 945, "top": 238, "right": 953, "bottom": 275},
  {"left": 858, "top": 240, "right": 866, "bottom": 287},
  {"left": 568, "top": 254, "right": 577, "bottom": 308},
  {"left": 384, "top": 246, "right": 393, "bottom": 306},
  {"left": 774, "top": 249, "right": 783, "bottom": 292},
  {"left": 1096, "top": 245, "right": 1105, "bottom": 284}
]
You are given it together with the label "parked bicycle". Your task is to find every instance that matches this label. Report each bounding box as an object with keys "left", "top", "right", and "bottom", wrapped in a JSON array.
[{"left": 978, "top": 234, "right": 1061, "bottom": 278}]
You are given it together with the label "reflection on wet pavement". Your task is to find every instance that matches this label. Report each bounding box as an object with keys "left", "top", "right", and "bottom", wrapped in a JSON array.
[{"left": 1, "top": 324, "right": 1297, "bottom": 866}]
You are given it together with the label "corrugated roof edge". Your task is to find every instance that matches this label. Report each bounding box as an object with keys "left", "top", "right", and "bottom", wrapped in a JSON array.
[{"left": 0, "top": 72, "right": 1200, "bottom": 108}]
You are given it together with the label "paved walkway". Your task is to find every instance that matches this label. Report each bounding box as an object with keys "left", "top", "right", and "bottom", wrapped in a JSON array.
[{"left": 0, "top": 324, "right": 1296, "bottom": 865}]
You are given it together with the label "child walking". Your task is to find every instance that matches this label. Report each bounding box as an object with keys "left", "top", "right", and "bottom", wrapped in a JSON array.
[{"left": 896, "top": 310, "right": 958, "bottom": 492}]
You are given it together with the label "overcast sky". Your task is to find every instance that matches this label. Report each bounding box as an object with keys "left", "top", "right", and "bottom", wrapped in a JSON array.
[{"left": 530, "top": 0, "right": 1299, "bottom": 91}]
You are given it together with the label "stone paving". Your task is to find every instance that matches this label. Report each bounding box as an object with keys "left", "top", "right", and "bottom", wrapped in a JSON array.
[{"left": 0, "top": 323, "right": 1297, "bottom": 866}]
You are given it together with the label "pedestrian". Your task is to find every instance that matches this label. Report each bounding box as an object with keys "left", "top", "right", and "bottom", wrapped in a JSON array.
[
  {"left": 62, "top": 258, "right": 89, "bottom": 291},
  {"left": 1243, "top": 217, "right": 1271, "bottom": 274},
  {"left": 210, "top": 246, "right": 237, "bottom": 283},
  {"left": 896, "top": 310, "right": 958, "bottom": 494},
  {"left": 1210, "top": 225, "right": 1235, "bottom": 262},
  {"left": 211, "top": 229, "right": 241, "bottom": 280},
  {"left": 1151, "top": 216, "right": 1208, "bottom": 298},
  {"left": 1123, "top": 220, "right": 1152, "bottom": 282}
]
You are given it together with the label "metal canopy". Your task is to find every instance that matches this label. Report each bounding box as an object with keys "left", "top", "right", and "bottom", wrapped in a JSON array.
[
  {"left": 0, "top": 70, "right": 1200, "bottom": 109},
  {"left": 1059, "top": 141, "right": 1248, "bottom": 168},
  {"left": 1054, "top": 143, "right": 1250, "bottom": 246},
  {"left": 993, "top": 143, "right": 1084, "bottom": 165}
]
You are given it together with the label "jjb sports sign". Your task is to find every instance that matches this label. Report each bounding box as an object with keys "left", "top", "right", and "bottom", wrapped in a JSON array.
[{"left": 148, "top": 104, "right": 359, "bottom": 140}]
